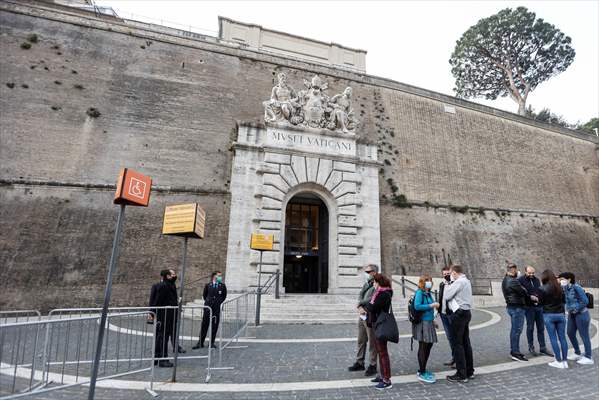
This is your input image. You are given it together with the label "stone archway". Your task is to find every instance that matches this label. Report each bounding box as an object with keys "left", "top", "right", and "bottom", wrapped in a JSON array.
[{"left": 224, "top": 123, "right": 381, "bottom": 294}]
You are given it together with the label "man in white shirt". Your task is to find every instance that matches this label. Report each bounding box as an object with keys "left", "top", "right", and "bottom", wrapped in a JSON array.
[{"left": 443, "top": 264, "right": 474, "bottom": 383}]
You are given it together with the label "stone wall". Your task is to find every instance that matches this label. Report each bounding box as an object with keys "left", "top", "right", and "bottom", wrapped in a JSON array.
[{"left": 1, "top": 1, "right": 598, "bottom": 309}]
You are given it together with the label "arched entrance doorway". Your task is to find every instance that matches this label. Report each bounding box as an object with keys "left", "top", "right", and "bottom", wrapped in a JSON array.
[{"left": 283, "top": 193, "right": 329, "bottom": 293}]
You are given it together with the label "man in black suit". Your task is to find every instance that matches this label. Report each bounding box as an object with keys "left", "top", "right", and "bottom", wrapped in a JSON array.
[
  {"left": 193, "top": 271, "right": 227, "bottom": 349},
  {"left": 152, "top": 269, "right": 184, "bottom": 367}
]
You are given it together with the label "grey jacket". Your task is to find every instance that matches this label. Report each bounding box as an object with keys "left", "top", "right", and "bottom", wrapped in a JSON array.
[
  {"left": 358, "top": 280, "right": 375, "bottom": 307},
  {"left": 443, "top": 274, "right": 473, "bottom": 311}
]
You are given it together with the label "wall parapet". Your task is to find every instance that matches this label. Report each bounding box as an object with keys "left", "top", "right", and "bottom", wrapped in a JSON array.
[{"left": 1, "top": 0, "right": 597, "bottom": 144}]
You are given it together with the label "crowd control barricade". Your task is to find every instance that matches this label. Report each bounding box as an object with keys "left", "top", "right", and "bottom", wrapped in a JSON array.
[
  {"left": 218, "top": 292, "right": 254, "bottom": 364},
  {"left": 0, "top": 311, "right": 155, "bottom": 399},
  {"left": 49, "top": 305, "right": 214, "bottom": 384},
  {"left": 0, "top": 311, "right": 41, "bottom": 325}
]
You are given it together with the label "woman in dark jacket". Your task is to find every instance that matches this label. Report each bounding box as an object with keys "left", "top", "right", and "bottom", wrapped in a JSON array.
[
  {"left": 537, "top": 270, "right": 569, "bottom": 369},
  {"left": 365, "top": 273, "right": 393, "bottom": 390}
]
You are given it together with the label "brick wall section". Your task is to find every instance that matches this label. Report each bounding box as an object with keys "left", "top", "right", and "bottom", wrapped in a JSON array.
[
  {"left": 379, "top": 205, "right": 599, "bottom": 281},
  {"left": 0, "top": 184, "right": 230, "bottom": 311},
  {"left": 0, "top": 3, "right": 598, "bottom": 309}
]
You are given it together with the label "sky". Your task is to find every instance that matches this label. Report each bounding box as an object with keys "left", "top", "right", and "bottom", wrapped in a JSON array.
[{"left": 95, "top": 0, "right": 599, "bottom": 124}]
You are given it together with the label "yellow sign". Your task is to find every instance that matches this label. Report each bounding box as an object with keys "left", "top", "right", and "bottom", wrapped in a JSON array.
[
  {"left": 162, "top": 203, "right": 205, "bottom": 238},
  {"left": 250, "top": 233, "right": 274, "bottom": 251}
]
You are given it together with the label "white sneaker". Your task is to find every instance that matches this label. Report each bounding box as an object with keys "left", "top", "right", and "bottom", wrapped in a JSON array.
[
  {"left": 567, "top": 353, "right": 581, "bottom": 361},
  {"left": 548, "top": 360, "right": 566, "bottom": 369},
  {"left": 577, "top": 357, "right": 595, "bottom": 365},
  {"left": 561, "top": 361, "right": 569, "bottom": 369}
]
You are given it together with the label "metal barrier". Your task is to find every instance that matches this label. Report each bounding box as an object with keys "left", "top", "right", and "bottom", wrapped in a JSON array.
[
  {"left": 0, "top": 311, "right": 155, "bottom": 399},
  {"left": 48, "top": 305, "right": 214, "bottom": 383},
  {"left": 0, "top": 311, "right": 41, "bottom": 325},
  {"left": 0, "top": 305, "right": 217, "bottom": 399},
  {"left": 218, "top": 292, "right": 255, "bottom": 365}
]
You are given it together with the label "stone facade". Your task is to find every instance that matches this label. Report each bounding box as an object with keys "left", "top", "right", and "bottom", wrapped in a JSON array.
[
  {"left": 226, "top": 123, "right": 380, "bottom": 292},
  {"left": 0, "top": 1, "right": 598, "bottom": 310}
]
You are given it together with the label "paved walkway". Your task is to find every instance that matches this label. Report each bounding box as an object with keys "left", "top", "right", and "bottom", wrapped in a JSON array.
[{"left": 2, "top": 307, "right": 598, "bottom": 399}]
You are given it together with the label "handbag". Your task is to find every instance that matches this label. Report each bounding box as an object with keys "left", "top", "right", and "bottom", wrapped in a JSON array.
[{"left": 374, "top": 305, "right": 399, "bottom": 343}]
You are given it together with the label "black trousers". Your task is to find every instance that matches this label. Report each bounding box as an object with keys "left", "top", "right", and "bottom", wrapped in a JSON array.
[
  {"left": 154, "top": 319, "right": 174, "bottom": 359},
  {"left": 199, "top": 304, "right": 221, "bottom": 346},
  {"left": 448, "top": 309, "right": 474, "bottom": 378}
]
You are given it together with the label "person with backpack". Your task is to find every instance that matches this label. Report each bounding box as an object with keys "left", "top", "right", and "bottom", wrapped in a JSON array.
[
  {"left": 558, "top": 272, "right": 594, "bottom": 365},
  {"left": 364, "top": 273, "right": 394, "bottom": 390},
  {"left": 442, "top": 265, "right": 474, "bottom": 383},
  {"left": 535, "top": 270, "right": 569, "bottom": 369},
  {"left": 412, "top": 274, "right": 439, "bottom": 383}
]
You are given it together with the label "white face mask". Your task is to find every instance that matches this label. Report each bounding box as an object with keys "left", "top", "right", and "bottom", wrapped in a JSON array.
[
  {"left": 560, "top": 280, "right": 568, "bottom": 287},
  {"left": 424, "top": 281, "right": 433, "bottom": 290}
]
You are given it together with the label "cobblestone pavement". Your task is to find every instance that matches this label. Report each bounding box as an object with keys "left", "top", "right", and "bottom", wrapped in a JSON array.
[{"left": 2, "top": 307, "right": 598, "bottom": 400}]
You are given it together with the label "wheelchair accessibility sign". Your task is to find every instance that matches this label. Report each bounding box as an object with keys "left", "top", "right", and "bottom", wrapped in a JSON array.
[{"left": 114, "top": 168, "right": 152, "bottom": 206}]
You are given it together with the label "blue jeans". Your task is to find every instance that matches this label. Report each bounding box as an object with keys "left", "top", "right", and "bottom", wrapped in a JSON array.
[
  {"left": 525, "top": 306, "right": 547, "bottom": 351},
  {"left": 440, "top": 313, "right": 455, "bottom": 360},
  {"left": 567, "top": 310, "right": 592, "bottom": 359},
  {"left": 543, "top": 313, "right": 568, "bottom": 362},
  {"left": 507, "top": 306, "right": 525, "bottom": 354}
]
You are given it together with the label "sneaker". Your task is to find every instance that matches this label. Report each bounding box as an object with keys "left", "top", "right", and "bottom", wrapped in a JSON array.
[
  {"left": 348, "top": 362, "right": 365, "bottom": 372},
  {"left": 416, "top": 371, "right": 427, "bottom": 383},
  {"left": 422, "top": 371, "right": 436, "bottom": 383},
  {"left": 510, "top": 352, "right": 528, "bottom": 362},
  {"left": 561, "top": 361, "right": 569, "bottom": 368},
  {"left": 548, "top": 360, "right": 566, "bottom": 369},
  {"left": 539, "top": 349, "right": 554, "bottom": 357},
  {"left": 567, "top": 353, "right": 582, "bottom": 361},
  {"left": 528, "top": 347, "right": 538, "bottom": 357},
  {"left": 374, "top": 381, "right": 392, "bottom": 390},
  {"left": 364, "top": 364, "right": 377, "bottom": 376},
  {"left": 577, "top": 357, "right": 595, "bottom": 365},
  {"left": 371, "top": 376, "right": 382, "bottom": 383},
  {"left": 467, "top": 373, "right": 475, "bottom": 380},
  {"left": 446, "top": 373, "right": 468, "bottom": 383}
]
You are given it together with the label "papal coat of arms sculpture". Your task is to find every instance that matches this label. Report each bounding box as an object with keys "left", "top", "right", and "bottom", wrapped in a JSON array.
[{"left": 263, "top": 73, "right": 358, "bottom": 133}]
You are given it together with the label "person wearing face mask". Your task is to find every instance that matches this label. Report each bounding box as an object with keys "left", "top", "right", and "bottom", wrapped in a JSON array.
[
  {"left": 437, "top": 266, "right": 455, "bottom": 368},
  {"left": 558, "top": 272, "right": 593, "bottom": 365},
  {"left": 349, "top": 264, "right": 379, "bottom": 376},
  {"left": 193, "top": 271, "right": 227, "bottom": 349},
  {"left": 536, "top": 270, "right": 569, "bottom": 369},
  {"left": 443, "top": 264, "right": 474, "bottom": 383},
  {"left": 501, "top": 264, "right": 529, "bottom": 362},
  {"left": 412, "top": 274, "right": 439, "bottom": 383},
  {"left": 364, "top": 273, "right": 394, "bottom": 390},
  {"left": 518, "top": 266, "right": 552, "bottom": 357},
  {"left": 153, "top": 269, "right": 180, "bottom": 367}
]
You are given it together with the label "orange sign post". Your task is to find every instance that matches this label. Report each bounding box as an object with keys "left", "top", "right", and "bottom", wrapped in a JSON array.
[
  {"left": 161, "top": 203, "right": 206, "bottom": 382},
  {"left": 89, "top": 168, "right": 152, "bottom": 400}
]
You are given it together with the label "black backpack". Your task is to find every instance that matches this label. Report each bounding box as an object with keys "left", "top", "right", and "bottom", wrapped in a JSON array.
[
  {"left": 585, "top": 292, "right": 594, "bottom": 309},
  {"left": 408, "top": 294, "right": 424, "bottom": 324}
]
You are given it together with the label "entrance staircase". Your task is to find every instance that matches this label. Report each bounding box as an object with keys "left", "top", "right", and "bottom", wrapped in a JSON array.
[{"left": 187, "top": 293, "right": 409, "bottom": 324}]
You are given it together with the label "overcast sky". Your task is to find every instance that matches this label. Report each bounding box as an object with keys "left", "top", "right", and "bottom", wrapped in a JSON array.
[{"left": 96, "top": 0, "right": 598, "bottom": 124}]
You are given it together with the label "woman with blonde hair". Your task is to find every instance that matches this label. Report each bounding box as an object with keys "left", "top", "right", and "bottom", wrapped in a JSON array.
[{"left": 412, "top": 274, "right": 440, "bottom": 383}]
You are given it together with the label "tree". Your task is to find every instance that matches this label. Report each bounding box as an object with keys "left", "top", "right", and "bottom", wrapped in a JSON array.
[
  {"left": 578, "top": 117, "right": 599, "bottom": 135},
  {"left": 449, "top": 7, "right": 575, "bottom": 116}
]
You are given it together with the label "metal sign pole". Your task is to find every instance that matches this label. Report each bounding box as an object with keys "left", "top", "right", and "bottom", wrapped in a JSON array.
[
  {"left": 255, "top": 250, "right": 263, "bottom": 326},
  {"left": 172, "top": 236, "right": 188, "bottom": 382},
  {"left": 88, "top": 204, "right": 126, "bottom": 400}
]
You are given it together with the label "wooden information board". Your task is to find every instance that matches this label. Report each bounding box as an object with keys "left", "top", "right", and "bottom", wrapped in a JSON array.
[{"left": 162, "top": 203, "right": 205, "bottom": 238}]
